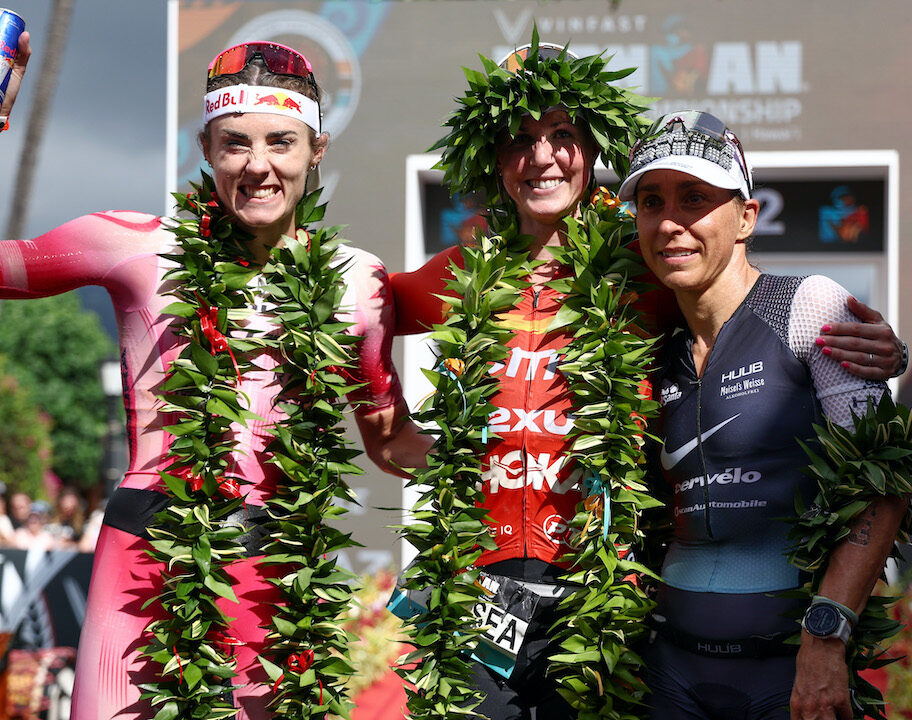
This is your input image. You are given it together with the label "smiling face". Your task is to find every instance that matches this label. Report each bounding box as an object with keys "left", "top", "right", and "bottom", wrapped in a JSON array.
[
  {"left": 496, "top": 109, "right": 596, "bottom": 237},
  {"left": 203, "top": 113, "right": 324, "bottom": 242},
  {"left": 634, "top": 169, "right": 759, "bottom": 298}
]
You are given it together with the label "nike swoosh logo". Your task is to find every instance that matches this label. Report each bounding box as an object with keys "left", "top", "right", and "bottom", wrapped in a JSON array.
[{"left": 660, "top": 414, "right": 741, "bottom": 471}]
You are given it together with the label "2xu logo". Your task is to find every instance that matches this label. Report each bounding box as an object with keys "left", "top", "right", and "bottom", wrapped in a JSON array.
[{"left": 488, "top": 407, "right": 572, "bottom": 435}]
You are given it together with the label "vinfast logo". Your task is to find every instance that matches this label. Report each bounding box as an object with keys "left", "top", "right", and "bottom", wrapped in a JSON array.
[
  {"left": 493, "top": 10, "right": 807, "bottom": 134},
  {"left": 483, "top": 452, "right": 582, "bottom": 494},
  {"left": 660, "top": 414, "right": 741, "bottom": 470},
  {"left": 674, "top": 468, "right": 763, "bottom": 494}
]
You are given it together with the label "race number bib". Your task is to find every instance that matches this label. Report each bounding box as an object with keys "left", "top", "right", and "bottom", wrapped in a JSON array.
[
  {"left": 387, "top": 568, "right": 547, "bottom": 678},
  {"left": 468, "top": 572, "right": 540, "bottom": 677}
]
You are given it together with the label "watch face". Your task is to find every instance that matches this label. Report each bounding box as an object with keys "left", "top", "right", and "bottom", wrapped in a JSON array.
[{"left": 805, "top": 604, "right": 840, "bottom": 636}]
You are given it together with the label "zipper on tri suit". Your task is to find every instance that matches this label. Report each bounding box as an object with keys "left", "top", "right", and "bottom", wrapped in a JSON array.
[
  {"left": 520, "top": 288, "right": 542, "bottom": 558},
  {"left": 694, "top": 377, "right": 714, "bottom": 540}
]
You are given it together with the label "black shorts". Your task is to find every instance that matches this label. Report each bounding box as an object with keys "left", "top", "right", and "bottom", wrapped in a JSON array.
[{"left": 642, "top": 633, "right": 794, "bottom": 720}]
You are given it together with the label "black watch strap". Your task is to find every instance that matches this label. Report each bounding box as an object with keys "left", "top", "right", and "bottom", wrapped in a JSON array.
[{"left": 897, "top": 340, "right": 909, "bottom": 377}]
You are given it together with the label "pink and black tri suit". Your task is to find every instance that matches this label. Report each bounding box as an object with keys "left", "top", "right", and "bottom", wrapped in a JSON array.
[{"left": 0, "top": 210, "right": 403, "bottom": 720}]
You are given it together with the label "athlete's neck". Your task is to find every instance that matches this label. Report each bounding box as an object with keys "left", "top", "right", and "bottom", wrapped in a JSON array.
[
  {"left": 677, "top": 262, "right": 761, "bottom": 377},
  {"left": 521, "top": 211, "right": 575, "bottom": 285}
]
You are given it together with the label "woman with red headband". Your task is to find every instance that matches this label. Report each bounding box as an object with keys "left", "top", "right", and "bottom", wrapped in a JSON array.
[{"left": 2, "top": 37, "right": 426, "bottom": 719}]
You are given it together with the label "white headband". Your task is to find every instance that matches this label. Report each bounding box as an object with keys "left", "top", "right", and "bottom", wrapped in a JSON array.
[{"left": 203, "top": 84, "right": 321, "bottom": 133}]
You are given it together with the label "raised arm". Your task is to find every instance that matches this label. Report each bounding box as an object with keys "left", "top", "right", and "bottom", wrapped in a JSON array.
[
  {"left": 0, "top": 212, "right": 165, "bottom": 305},
  {"left": 0, "top": 30, "right": 30, "bottom": 129}
]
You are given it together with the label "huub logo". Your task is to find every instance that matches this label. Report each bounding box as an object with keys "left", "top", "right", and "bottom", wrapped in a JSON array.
[{"left": 721, "top": 361, "right": 763, "bottom": 383}]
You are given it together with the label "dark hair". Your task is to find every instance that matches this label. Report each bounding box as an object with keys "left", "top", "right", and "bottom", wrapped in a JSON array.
[{"left": 199, "top": 54, "right": 323, "bottom": 147}]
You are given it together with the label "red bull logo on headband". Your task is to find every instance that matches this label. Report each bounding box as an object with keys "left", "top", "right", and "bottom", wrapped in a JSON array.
[
  {"left": 253, "top": 92, "right": 303, "bottom": 114},
  {"left": 203, "top": 84, "right": 321, "bottom": 133}
]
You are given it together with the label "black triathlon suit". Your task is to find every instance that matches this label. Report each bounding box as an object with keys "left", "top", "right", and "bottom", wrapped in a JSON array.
[{"left": 644, "top": 274, "right": 885, "bottom": 720}]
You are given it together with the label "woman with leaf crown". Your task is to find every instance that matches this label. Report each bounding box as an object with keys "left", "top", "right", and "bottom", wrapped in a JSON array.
[
  {"left": 388, "top": 35, "right": 675, "bottom": 720},
  {"left": 0, "top": 35, "right": 427, "bottom": 720}
]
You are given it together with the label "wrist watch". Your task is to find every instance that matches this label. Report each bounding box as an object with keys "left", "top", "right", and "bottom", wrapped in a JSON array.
[
  {"left": 897, "top": 340, "right": 909, "bottom": 377},
  {"left": 801, "top": 598, "right": 854, "bottom": 644}
]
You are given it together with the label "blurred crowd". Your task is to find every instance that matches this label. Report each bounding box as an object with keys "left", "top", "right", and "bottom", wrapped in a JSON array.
[{"left": 0, "top": 486, "right": 102, "bottom": 553}]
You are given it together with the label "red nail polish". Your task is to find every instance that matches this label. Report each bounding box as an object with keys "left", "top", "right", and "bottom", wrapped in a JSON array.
[
  {"left": 821, "top": 347, "right": 832, "bottom": 356},
  {"left": 815, "top": 337, "right": 826, "bottom": 346},
  {"left": 841, "top": 361, "right": 850, "bottom": 369},
  {"left": 821, "top": 324, "right": 831, "bottom": 332}
]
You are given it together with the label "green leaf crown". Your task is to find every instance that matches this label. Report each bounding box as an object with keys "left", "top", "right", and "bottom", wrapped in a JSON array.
[{"left": 430, "top": 29, "right": 652, "bottom": 203}]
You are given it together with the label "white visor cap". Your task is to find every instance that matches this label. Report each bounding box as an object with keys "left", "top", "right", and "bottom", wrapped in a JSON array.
[{"left": 618, "top": 111, "right": 751, "bottom": 202}]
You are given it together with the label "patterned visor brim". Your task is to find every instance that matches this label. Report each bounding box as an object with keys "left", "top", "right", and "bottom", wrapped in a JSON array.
[{"left": 629, "top": 125, "right": 736, "bottom": 176}]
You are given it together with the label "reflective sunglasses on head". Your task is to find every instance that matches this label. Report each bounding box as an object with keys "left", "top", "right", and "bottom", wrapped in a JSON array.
[
  {"left": 629, "top": 111, "right": 752, "bottom": 196},
  {"left": 208, "top": 41, "right": 314, "bottom": 80},
  {"left": 497, "top": 42, "right": 578, "bottom": 72}
]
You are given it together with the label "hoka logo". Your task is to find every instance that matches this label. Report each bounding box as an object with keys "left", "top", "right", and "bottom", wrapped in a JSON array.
[{"left": 483, "top": 452, "right": 582, "bottom": 494}]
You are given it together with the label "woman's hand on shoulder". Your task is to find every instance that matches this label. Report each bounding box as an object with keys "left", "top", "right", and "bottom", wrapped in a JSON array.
[
  {"left": 0, "top": 31, "right": 31, "bottom": 127},
  {"left": 816, "top": 296, "right": 906, "bottom": 380}
]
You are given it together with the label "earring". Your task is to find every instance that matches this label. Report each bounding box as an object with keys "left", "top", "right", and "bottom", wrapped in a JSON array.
[{"left": 309, "top": 163, "right": 317, "bottom": 171}]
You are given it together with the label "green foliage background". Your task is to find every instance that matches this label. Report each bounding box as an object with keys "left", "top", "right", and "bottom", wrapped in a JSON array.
[
  {"left": 0, "top": 355, "right": 52, "bottom": 497},
  {"left": 0, "top": 295, "right": 116, "bottom": 490}
]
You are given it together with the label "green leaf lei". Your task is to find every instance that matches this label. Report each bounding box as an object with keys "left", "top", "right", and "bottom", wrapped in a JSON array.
[
  {"left": 141, "top": 173, "right": 362, "bottom": 719},
  {"left": 788, "top": 395, "right": 912, "bottom": 720},
  {"left": 396, "top": 33, "right": 661, "bottom": 719},
  {"left": 394, "top": 224, "right": 523, "bottom": 717},
  {"left": 546, "top": 196, "right": 661, "bottom": 719}
]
